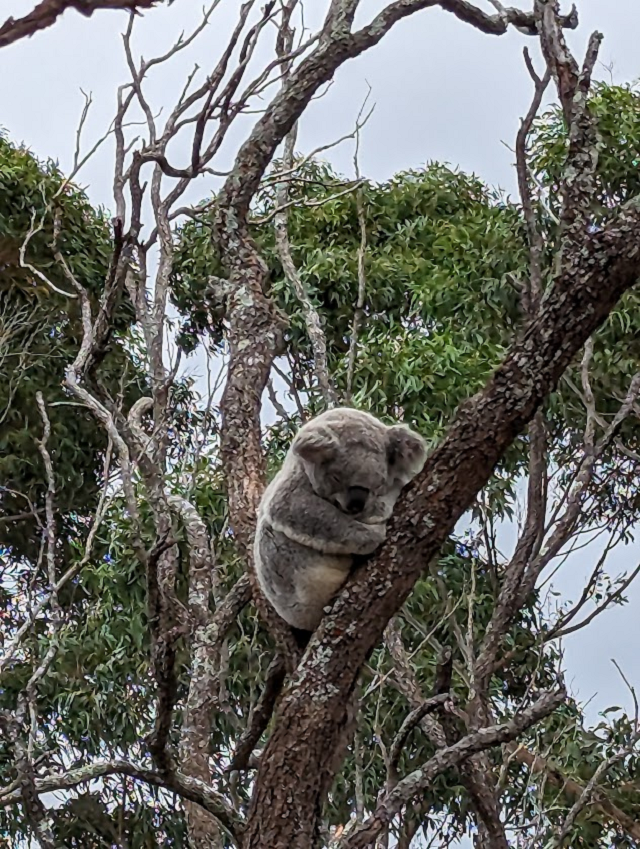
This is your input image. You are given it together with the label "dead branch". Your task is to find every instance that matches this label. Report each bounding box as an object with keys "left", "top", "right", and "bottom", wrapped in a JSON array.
[
  {"left": 343, "top": 687, "right": 566, "bottom": 848},
  {"left": 272, "top": 11, "right": 336, "bottom": 408},
  {"left": 386, "top": 694, "right": 450, "bottom": 788},
  {"left": 0, "top": 0, "right": 159, "bottom": 50},
  {"left": 0, "top": 758, "right": 243, "bottom": 844},
  {"left": 345, "top": 102, "right": 370, "bottom": 403},
  {"left": 515, "top": 48, "right": 551, "bottom": 313}
]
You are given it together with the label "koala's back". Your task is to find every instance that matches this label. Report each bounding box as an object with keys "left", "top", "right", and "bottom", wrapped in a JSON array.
[{"left": 255, "top": 522, "right": 351, "bottom": 631}]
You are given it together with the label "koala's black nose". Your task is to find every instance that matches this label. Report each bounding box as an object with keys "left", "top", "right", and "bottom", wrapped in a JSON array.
[{"left": 345, "top": 486, "right": 369, "bottom": 514}]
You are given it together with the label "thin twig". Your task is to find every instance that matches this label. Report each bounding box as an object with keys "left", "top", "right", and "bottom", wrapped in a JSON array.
[{"left": 345, "top": 88, "right": 372, "bottom": 402}]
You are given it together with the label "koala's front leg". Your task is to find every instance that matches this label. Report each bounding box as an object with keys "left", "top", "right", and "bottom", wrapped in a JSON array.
[{"left": 267, "top": 492, "right": 387, "bottom": 557}]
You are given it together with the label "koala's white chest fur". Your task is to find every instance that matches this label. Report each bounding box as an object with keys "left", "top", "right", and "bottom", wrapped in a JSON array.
[{"left": 253, "top": 407, "right": 427, "bottom": 632}]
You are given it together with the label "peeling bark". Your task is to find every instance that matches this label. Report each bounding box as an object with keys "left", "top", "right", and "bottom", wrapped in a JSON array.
[{"left": 172, "top": 495, "right": 226, "bottom": 848}]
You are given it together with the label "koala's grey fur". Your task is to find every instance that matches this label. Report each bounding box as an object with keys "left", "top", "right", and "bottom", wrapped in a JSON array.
[{"left": 254, "top": 407, "right": 428, "bottom": 631}]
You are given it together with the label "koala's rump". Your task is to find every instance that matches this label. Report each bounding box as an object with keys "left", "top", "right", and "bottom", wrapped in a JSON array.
[{"left": 255, "top": 524, "right": 352, "bottom": 631}]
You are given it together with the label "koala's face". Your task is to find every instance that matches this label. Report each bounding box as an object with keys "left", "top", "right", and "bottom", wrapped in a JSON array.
[
  {"left": 308, "top": 442, "right": 389, "bottom": 518},
  {"left": 292, "top": 408, "right": 427, "bottom": 522}
]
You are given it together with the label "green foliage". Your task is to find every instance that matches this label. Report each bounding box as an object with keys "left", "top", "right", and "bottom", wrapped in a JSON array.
[
  {"left": 531, "top": 81, "right": 640, "bottom": 221},
  {"left": 168, "top": 84, "right": 640, "bottom": 845},
  {"left": 173, "top": 153, "right": 640, "bottom": 499},
  {"left": 4, "top": 82, "right": 640, "bottom": 847},
  {"left": 530, "top": 81, "right": 640, "bottom": 469},
  {"left": 0, "top": 133, "right": 145, "bottom": 561},
  {"left": 173, "top": 162, "right": 527, "bottom": 439}
]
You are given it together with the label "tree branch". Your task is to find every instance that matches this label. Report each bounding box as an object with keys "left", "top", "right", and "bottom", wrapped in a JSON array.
[
  {"left": 386, "top": 693, "right": 450, "bottom": 788},
  {"left": 0, "top": 759, "right": 243, "bottom": 844},
  {"left": 507, "top": 741, "right": 640, "bottom": 842},
  {"left": 343, "top": 688, "right": 565, "bottom": 848},
  {"left": 245, "top": 194, "right": 640, "bottom": 843},
  {"left": 386, "top": 620, "right": 509, "bottom": 849},
  {"left": 0, "top": 0, "right": 160, "bottom": 50}
]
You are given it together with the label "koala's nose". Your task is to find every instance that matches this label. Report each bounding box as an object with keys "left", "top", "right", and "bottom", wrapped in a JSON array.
[{"left": 345, "top": 486, "right": 369, "bottom": 515}]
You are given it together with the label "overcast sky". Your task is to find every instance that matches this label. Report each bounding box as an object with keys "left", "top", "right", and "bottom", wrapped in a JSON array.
[{"left": 2, "top": 2, "right": 640, "bottom": 844}]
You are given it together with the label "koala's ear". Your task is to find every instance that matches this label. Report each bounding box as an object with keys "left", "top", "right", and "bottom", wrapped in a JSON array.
[
  {"left": 386, "top": 425, "right": 427, "bottom": 483},
  {"left": 293, "top": 424, "right": 338, "bottom": 463}
]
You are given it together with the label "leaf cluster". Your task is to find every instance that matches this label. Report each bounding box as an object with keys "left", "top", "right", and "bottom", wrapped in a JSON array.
[{"left": 0, "top": 133, "right": 145, "bottom": 561}]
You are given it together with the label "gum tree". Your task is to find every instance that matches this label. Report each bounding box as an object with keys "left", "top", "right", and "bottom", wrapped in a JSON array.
[{"left": 2, "top": 2, "right": 640, "bottom": 848}]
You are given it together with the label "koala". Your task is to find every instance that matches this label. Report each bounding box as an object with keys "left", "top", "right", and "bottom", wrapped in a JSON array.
[{"left": 254, "top": 407, "right": 428, "bottom": 632}]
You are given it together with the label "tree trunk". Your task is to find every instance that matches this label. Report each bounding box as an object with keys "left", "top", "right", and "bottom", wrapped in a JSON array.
[{"left": 241, "top": 212, "right": 640, "bottom": 846}]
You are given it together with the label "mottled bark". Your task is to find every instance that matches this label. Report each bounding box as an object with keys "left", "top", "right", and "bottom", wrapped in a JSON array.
[
  {"left": 204, "top": 2, "right": 585, "bottom": 845},
  {"left": 173, "top": 496, "right": 226, "bottom": 848},
  {"left": 213, "top": 0, "right": 562, "bottom": 674},
  {"left": 242, "top": 204, "right": 640, "bottom": 846}
]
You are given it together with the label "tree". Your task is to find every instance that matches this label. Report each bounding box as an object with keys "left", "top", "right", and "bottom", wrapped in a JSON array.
[
  {"left": 0, "top": 133, "right": 147, "bottom": 562},
  {"left": 1, "top": 2, "right": 640, "bottom": 848},
  {"left": 0, "top": 0, "right": 163, "bottom": 50}
]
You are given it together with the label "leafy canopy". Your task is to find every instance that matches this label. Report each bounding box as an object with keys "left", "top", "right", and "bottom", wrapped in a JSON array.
[
  {"left": 3, "top": 83, "right": 640, "bottom": 846},
  {"left": 0, "top": 133, "right": 144, "bottom": 560}
]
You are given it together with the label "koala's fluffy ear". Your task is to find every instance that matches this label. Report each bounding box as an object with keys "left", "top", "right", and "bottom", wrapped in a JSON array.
[
  {"left": 293, "top": 424, "right": 338, "bottom": 463},
  {"left": 386, "top": 425, "right": 427, "bottom": 484}
]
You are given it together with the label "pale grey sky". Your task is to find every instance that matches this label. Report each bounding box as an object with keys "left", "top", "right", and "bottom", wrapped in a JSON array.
[{"left": 2, "top": 2, "right": 640, "bottom": 842}]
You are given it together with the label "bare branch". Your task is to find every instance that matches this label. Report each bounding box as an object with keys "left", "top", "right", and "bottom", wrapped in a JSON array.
[
  {"left": 515, "top": 48, "right": 551, "bottom": 313},
  {"left": 345, "top": 96, "right": 370, "bottom": 403},
  {"left": 386, "top": 694, "right": 450, "bottom": 788},
  {"left": 550, "top": 558, "right": 640, "bottom": 640},
  {"left": 343, "top": 688, "right": 565, "bottom": 848},
  {"left": 359, "top": 0, "right": 577, "bottom": 42},
  {"left": 19, "top": 210, "right": 78, "bottom": 299},
  {"left": 255, "top": 178, "right": 363, "bottom": 225},
  {"left": 0, "top": 759, "right": 243, "bottom": 843},
  {"left": 0, "top": 0, "right": 160, "bottom": 50},
  {"left": 272, "top": 16, "right": 336, "bottom": 409}
]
